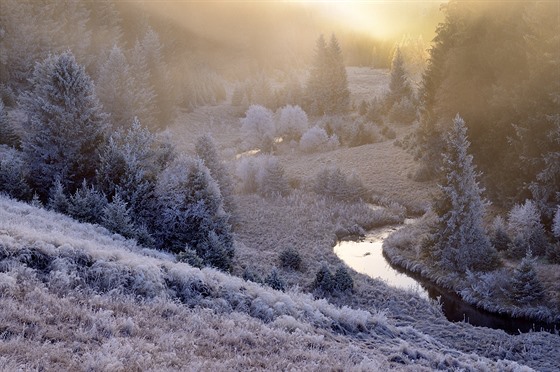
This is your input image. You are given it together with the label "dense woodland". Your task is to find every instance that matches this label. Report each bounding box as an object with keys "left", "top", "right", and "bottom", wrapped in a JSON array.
[{"left": 413, "top": 1, "right": 559, "bottom": 221}]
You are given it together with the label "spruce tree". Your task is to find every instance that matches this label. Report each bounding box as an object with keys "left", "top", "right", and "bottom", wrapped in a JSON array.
[
  {"left": 67, "top": 180, "right": 108, "bottom": 224},
  {"left": 0, "top": 147, "right": 31, "bottom": 200},
  {"left": 0, "top": 99, "right": 19, "bottom": 147},
  {"left": 47, "top": 178, "right": 69, "bottom": 214},
  {"left": 101, "top": 194, "right": 137, "bottom": 239},
  {"left": 306, "top": 35, "right": 329, "bottom": 115},
  {"left": 435, "top": 115, "right": 499, "bottom": 272},
  {"left": 20, "top": 51, "right": 108, "bottom": 197},
  {"left": 508, "top": 200, "right": 549, "bottom": 257},
  {"left": 306, "top": 34, "right": 349, "bottom": 115},
  {"left": 195, "top": 134, "right": 236, "bottom": 216},
  {"left": 97, "top": 118, "right": 172, "bottom": 227},
  {"left": 155, "top": 156, "right": 233, "bottom": 270},
  {"left": 258, "top": 157, "right": 289, "bottom": 198},
  {"left": 511, "top": 251, "right": 544, "bottom": 305},
  {"left": 326, "top": 34, "right": 350, "bottom": 114},
  {"left": 387, "top": 48, "right": 412, "bottom": 110},
  {"left": 553, "top": 206, "right": 560, "bottom": 240},
  {"left": 96, "top": 45, "right": 136, "bottom": 129}
]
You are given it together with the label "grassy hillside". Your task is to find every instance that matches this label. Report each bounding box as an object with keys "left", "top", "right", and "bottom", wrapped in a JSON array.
[{"left": 1, "top": 196, "right": 553, "bottom": 370}]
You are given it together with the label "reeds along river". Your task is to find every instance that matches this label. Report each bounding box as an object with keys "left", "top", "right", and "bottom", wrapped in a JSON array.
[{"left": 334, "top": 221, "right": 559, "bottom": 335}]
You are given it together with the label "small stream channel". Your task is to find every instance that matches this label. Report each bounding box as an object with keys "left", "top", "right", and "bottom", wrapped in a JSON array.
[{"left": 334, "top": 221, "right": 559, "bottom": 335}]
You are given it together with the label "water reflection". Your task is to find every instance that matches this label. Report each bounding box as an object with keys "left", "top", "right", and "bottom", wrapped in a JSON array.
[
  {"left": 334, "top": 223, "right": 560, "bottom": 334},
  {"left": 334, "top": 224, "right": 428, "bottom": 299}
]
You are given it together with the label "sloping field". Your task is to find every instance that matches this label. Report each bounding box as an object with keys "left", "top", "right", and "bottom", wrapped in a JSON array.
[{"left": 1, "top": 196, "right": 542, "bottom": 370}]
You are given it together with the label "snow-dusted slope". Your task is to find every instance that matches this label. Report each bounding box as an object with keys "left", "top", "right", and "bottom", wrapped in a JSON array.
[{"left": 0, "top": 196, "right": 549, "bottom": 370}]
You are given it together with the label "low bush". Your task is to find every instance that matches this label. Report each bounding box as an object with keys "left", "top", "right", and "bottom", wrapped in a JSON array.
[
  {"left": 265, "top": 269, "right": 286, "bottom": 291},
  {"left": 279, "top": 248, "right": 302, "bottom": 271}
]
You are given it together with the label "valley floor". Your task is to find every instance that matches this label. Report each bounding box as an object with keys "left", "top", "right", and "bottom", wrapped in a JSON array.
[{"left": 2, "top": 68, "right": 559, "bottom": 370}]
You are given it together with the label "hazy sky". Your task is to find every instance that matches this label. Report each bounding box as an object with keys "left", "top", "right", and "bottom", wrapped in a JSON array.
[{"left": 135, "top": 1, "right": 444, "bottom": 43}]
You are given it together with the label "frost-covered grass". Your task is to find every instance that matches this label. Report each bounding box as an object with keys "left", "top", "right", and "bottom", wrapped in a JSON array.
[
  {"left": 383, "top": 214, "right": 560, "bottom": 325},
  {"left": 233, "top": 193, "right": 560, "bottom": 371},
  {"left": 1, "top": 196, "right": 551, "bottom": 370}
]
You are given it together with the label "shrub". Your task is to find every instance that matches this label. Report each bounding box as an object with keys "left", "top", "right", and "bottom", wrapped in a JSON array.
[
  {"left": 313, "top": 166, "right": 366, "bottom": 202},
  {"left": 344, "top": 120, "right": 379, "bottom": 147},
  {"left": 177, "top": 247, "right": 205, "bottom": 269},
  {"left": 257, "top": 157, "right": 289, "bottom": 197},
  {"left": 279, "top": 248, "right": 302, "bottom": 271},
  {"left": 240, "top": 105, "right": 275, "bottom": 153},
  {"left": 314, "top": 264, "right": 334, "bottom": 293},
  {"left": 242, "top": 267, "right": 263, "bottom": 284},
  {"left": 236, "top": 155, "right": 289, "bottom": 197},
  {"left": 299, "top": 126, "right": 338, "bottom": 153},
  {"left": 333, "top": 266, "right": 353, "bottom": 292},
  {"left": 0, "top": 99, "right": 19, "bottom": 147},
  {"left": 277, "top": 105, "right": 308, "bottom": 142},
  {"left": 380, "top": 125, "right": 396, "bottom": 140},
  {"left": 265, "top": 269, "right": 286, "bottom": 291}
]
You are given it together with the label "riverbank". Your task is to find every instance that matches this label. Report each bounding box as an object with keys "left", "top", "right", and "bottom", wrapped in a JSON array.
[{"left": 382, "top": 214, "right": 560, "bottom": 326}]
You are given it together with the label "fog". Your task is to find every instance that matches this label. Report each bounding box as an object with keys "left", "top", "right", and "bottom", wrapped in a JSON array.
[{"left": 129, "top": 1, "right": 443, "bottom": 73}]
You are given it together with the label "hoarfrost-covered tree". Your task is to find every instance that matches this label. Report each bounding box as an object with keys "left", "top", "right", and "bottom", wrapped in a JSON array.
[
  {"left": 313, "top": 166, "right": 365, "bottom": 202},
  {"left": 240, "top": 105, "right": 275, "bottom": 153},
  {"left": 97, "top": 118, "right": 174, "bottom": 227},
  {"left": 277, "top": 105, "right": 308, "bottom": 142},
  {"left": 136, "top": 27, "right": 177, "bottom": 127},
  {"left": 0, "top": 99, "right": 19, "bottom": 147},
  {"left": 387, "top": 48, "right": 413, "bottom": 110},
  {"left": 129, "top": 40, "right": 157, "bottom": 127},
  {"left": 507, "top": 200, "right": 549, "bottom": 257},
  {"left": 47, "top": 178, "right": 69, "bottom": 214},
  {"left": 0, "top": 147, "right": 31, "bottom": 200},
  {"left": 306, "top": 34, "right": 349, "bottom": 115},
  {"left": 299, "top": 126, "right": 338, "bottom": 153},
  {"left": 510, "top": 251, "right": 544, "bottom": 305},
  {"left": 101, "top": 194, "right": 137, "bottom": 239},
  {"left": 553, "top": 206, "right": 560, "bottom": 239},
  {"left": 20, "top": 51, "right": 108, "bottom": 197},
  {"left": 96, "top": 45, "right": 137, "bottom": 129},
  {"left": 155, "top": 156, "right": 233, "bottom": 270},
  {"left": 306, "top": 35, "right": 329, "bottom": 116},
  {"left": 67, "top": 180, "right": 108, "bottom": 224},
  {"left": 434, "top": 115, "right": 498, "bottom": 272},
  {"left": 490, "top": 216, "right": 512, "bottom": 252},
  {"left": 326, "top": 34, "right": 350, "bottom": 114},
  {"left": 195, "top": 134, "right": 236, "bottom": 215},
  {"left": 257, "top": 157, "right": 289, "bottom": 197}
]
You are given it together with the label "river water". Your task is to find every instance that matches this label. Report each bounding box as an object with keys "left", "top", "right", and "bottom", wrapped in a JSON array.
[{"left": 334, "top": 222, "right": 559, "bottom": 334}]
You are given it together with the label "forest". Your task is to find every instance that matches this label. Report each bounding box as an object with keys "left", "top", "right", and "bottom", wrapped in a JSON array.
[{"left": 0, "top": 0, "right": 559, "bottom": 370}]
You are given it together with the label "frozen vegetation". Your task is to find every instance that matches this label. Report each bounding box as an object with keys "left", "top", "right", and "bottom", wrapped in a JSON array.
[
  {"left": 1, "top": 196, "right": 559, "bottom": 370},
  {"left": 1, "top": 0, "right": 559, "bottom": 369}
]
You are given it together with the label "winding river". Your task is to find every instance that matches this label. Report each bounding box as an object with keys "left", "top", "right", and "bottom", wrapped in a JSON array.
[{"left": 334, "top": 222, "right": 559, "bottom": 335}]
